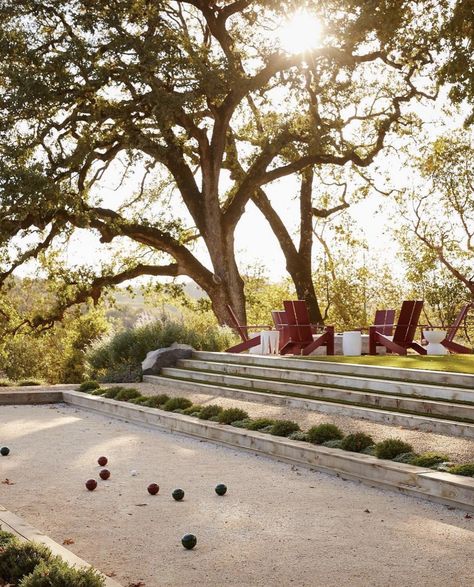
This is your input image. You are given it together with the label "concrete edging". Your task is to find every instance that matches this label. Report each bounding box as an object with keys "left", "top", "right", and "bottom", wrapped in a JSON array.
[
  {"left": 61, "top": 391, "right": 474, "bottom": 513},
  {"left": 0, "top": 505, "right": 121, "bottom": 586}
]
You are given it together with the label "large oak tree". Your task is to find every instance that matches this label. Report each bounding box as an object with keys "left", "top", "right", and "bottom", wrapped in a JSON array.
[{"left": 0, "top": 0, "right": 442, "bottom": 329}]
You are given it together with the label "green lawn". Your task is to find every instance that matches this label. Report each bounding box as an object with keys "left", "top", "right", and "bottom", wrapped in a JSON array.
[{"left": 301, "top": 354, "right": 474, "bottom": 374}]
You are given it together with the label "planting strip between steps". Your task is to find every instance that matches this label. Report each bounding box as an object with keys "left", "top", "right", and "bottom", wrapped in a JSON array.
[
  {"left": 159, "top": 367, "right": 474, "bottom": 421},
  {"left": 144, "top": 374, "right": 474, "bottom": 438},
  {"left": 179, "top": 358, "right": 474, "bottom": 403},
  {"left": 0, "top": 505, "right": 121, "bottom": 586},
  {"left": 60, "top": 391, "right": 474, "bottom": 512}
]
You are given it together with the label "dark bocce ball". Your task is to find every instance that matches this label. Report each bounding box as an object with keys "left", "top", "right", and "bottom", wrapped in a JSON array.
[
  {"left": 215, "top": 483, "right": 227, "bottom": 496},
  {"left": 181, "top": 534, "right": 197, "bottom": 550},
  {"left": 172, "top": 488, "right": 185, "bottom": 501}
]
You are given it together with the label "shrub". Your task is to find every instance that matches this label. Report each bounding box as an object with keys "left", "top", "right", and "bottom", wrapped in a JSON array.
[
  {"left": 340, "top": 433, "right": 374, "bottom": 453},
  {"left": 307, "top": 423, "right": 343, "bottom": 445},
  {"left": 361, "top": 445, "right": 376, "bottom": 455},
  {"left": 143, "top": 394, "right": 170, "bottom": 408},
  {"left": 393, "top": 452, "right": 418, "bottom": 464},
  {"left": 288, "top": 431, "right": 308, "bottom": 441},
  {"left": 78, "top": 380, "right": 100, "bottom": 392},
  {"left": 114, "top": 388, "right": 141, "bottom": 401},
  {"left": 230, "top": 419, "right": 253, "bottom": 428},
  {"left": 246, "top": 418, "right": 276, "bottom": 431},
  {"left": 259, "top": 425, "right": 274, "bottom": 433},
  {"left": 182, "top": 405, "right": 202, "bottom": 415},
  {"left": 162, "top": 397, "right": 192, "bottom": 411},
  {"left": 85, "top": 312, "right": 235, "bottom": 382},
  {"left": 17, "top": 379, "right": 42, "bottom": 387},
  {"left": 218, "top": 408, "right": 249, "bottom": 425},
  {"left": 322, "top": 439, "right": 344, "bottom": 449},
  {"left": 198, "top": 405, "right": 224, "bottom": 420},
  {"left": 448, "top": 463, "right": 474, "bottom": 477},
  {"left": 375, "top": 439, "right": 413, "bottom": 460},
  {"left": 128, "top": 396, "right": 148, "bottom": 404},
  {"left": 91, "top": 388, "right": 106, "bottom": 396},
  {"left": 19, "top": 558, "right": 105, "bottom": 587},
  {"left": 0, "top": 541, "right": 52, "bottom": 584},
  {"left": 102, "top": 386, "right": 124, "bottom": 399},
  {"left": 190, "top": 411, "right": 201, "bottom": 417},
  {"left": 0, "top": 530, "right": 17, "bottom": 548},
  {"left": 410, "top": 452, "right": 450, "bottom": 468},
  {"left": 270, "top": 420, "right": 300, "bottom": 437},
  {"left": 209, "top": 415, "right": 221, "bottom": 422}
]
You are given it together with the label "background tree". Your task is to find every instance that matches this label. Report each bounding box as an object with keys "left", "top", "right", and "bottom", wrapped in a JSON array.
[
  {"left": 0, "top": 0, "right": 441, "bottom": 329},
  {"left": 395, "top": 131, "right": 474, "bottom": 298}
]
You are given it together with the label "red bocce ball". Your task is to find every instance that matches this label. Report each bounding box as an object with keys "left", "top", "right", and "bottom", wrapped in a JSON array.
[
  {"left": 147, "top": 483, "right": 159, "bottom": 495},
  {"left": 97, "top": 456, "right": 108, "bottom": 467},
  {"left": 99, "top": 469, "right": 110, "bottom": 480},
  {"left": 85, "top": 479, "right": 98, "bottom": 491}
]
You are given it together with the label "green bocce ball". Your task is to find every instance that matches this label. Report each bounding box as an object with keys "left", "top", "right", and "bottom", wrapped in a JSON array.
[
  {"left": 181, "top": 533, "right": 197, "bottom": 550},
  {"left": 215, "top": 483, "right": 227, "bottom": 496},
  {"left": 172, "top": 488, "right": 185, "bottom": 501},
  {"left": 0, "top": 447, "right": 10, "bottom": 456}
]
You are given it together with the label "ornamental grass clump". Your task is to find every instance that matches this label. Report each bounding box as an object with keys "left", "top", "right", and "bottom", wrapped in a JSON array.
[
  {"left": 0, "top": 541, "right": 53, "bottom": 585},
  {"left": 19, "top": 558, "right": 105, "bottom": 587},
  {"left": 270, "top": 420, "right": 300, "bottom": 437},
  {"left": 288, "top": 431, "right": 308, "bottom": 441},
  {"left": 0, "top": 530, "right": 17, "bottom": 548},
  {"left": 230, "top": 419, "right": 253, "bottom": 428},
  {"left": 340, "top": 432, "right": 374, "bottom": 453},
  {"left": 411, "top": 452, "right": 450, "bottom": 468},
  {"left": 115, "top": 388, "right": 141, "bottom": 401},
  {"left": 78, "top": 380, "right": 100, "bottom": 392},
  {"left": 393, "top": 452, "right": 418, "bottom": 464},
  {"left": 448, "top": 463, "right": 474, "bottom": 477},
  {"left": 198, "top": 405, "right": 223, "bottom": 420},
  {"left": 218, "top": 408, "right": 249, "bottom": 424},
  {"left": 102, "top": 386, "right": 125, "bottom": 399},
  {"left": 182, "top": 405, "right": 202, "bottom": 415},
  {"left": 246, "top": 418, "right": 276, "bottom": 431},
  {"left": 375, "top": 438, "right": 413, "bottom": 460},
  {"left": 307, "top": 423, "right": 343, "bottom": 445},
  {"left": 162, "top": 397, "right": 192, "bottom": 411},
  {"left": 17, "top": 380, "right": 42, "bottom": 387},
  {"left": 128, "top": 396, "right": 148, "bottom": 404},
  {"left": 321, "top": 439, "right": 344, "bottom": 449},
  {"left": 143, "top": 394, "right": 170, "bottom": 408}
]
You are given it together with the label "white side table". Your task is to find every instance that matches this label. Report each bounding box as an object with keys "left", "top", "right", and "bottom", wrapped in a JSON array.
[
  {"left": 423, "top": 330, "right": 448, "bottom": 355},
  {"left": 260, "top": 330, "right": 280, "bottom": 355},
  {"left": 342, "top": 331, "right": 362, "bottom": 356}
]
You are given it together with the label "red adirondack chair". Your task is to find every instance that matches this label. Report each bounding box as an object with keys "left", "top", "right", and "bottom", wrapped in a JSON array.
[
  {"left": 373, "top": 309, "right": 396, "bottom": 336},
  {"left": 225, "top": 304, "right": 271, "bottom": 353},
  {"left": 278, "top": 300, "right": 334, "bottom": 356},
  {"left": 421, "top": 303, "right": 473, "bottom": 354},
  {"left": 369, "top": 300, "right": 425, "bottom": 355}
]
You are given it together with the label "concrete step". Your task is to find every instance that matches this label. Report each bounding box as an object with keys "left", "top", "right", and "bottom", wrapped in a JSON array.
[
  {"left": 160, "top": 366, "right": 474, "bottom": 423},
  {"left": 143, "top": 375, "right": 474, "bottom": 439},
  {"left": 193, "top": 351, "right": 474, "bottom": 388},
  {"left": 177, "top": 358, "right": 474, "bottom": 404}
]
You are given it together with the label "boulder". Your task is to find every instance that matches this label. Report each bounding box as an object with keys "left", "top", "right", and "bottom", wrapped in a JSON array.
[{"left": 141, "top": 343, "right": 194, "bottom": 375}]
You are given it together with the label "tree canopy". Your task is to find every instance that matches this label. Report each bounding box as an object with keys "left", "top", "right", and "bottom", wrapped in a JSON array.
[{"left": 0, "top": 0, "right": 446, "bottom": 329}]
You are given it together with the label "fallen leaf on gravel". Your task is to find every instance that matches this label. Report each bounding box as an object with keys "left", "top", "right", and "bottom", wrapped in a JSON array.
[
  {"left": 62, "top": 538, "right": 74, "bottom": 545},
  {"left": 128, "top": 582, "right": 145, "bottom": 587},
  {"left": 364, "top": 509, "right": 371, "bottom": 513},
  {"left": 1, "top": 478, "right": 14, "bottom": 485},
  {"left": 106, "top": 572, "right": 117, "bottom": 577},
  {"left": 135, "top": 503, "right": 148, "bottom": 507},
  {"left": 465, "top": 514, "right": 472, "bottom": 519}
]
